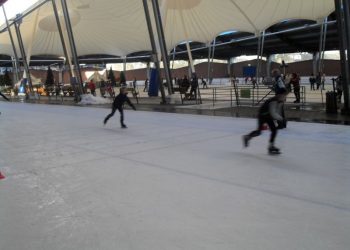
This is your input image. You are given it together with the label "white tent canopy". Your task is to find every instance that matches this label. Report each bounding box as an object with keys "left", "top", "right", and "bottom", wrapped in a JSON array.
[{"left": 0, "top": 0, "right": 335, "bottom": 59}]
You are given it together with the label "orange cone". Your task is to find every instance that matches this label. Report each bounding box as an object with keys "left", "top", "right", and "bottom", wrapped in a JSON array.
[{"left": 0, "top": 171, "right": 5, "bottom": 180}]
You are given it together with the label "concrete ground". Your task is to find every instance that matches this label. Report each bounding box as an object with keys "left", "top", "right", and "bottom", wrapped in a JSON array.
[{"left": 0, "top": 102, "right": 349, "bottom": 250}]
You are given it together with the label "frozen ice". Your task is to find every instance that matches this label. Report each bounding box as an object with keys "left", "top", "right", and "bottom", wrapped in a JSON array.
[{"left": 0, "top": 102, "right": 349, "bottom": 250}]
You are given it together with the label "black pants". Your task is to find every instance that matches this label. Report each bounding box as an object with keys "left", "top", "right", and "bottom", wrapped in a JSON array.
[
  {"left": 294, "top": 87, "right": 300, "bottom": 102},
  {"left": 248, "top": 115, "right": 278, "bottom": 144},
  {"left": 105, "top": 106, "right": 124, "bottom": 125},
  {"left": 189, "top": 87, "right": 197, "bottom": 99}
]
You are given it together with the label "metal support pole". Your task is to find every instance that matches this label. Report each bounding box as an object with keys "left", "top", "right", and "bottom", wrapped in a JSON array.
[
  {"left": 60, "top": 0, "right": 84, "bottom": 95},
  {"left": 209, "top": 38, "right": 216, "bottom": 84},
  {"left": 266, "top": 55, "right": 272, "bottom": 77},
  {"left": 320, "top": 17, "right": 328, "bottom": 73},
  {"left": 342, "top": 0, "right": 350, "bottom": 111},
  {"left": 13, "top": 16, "right": 33, "bottom": 93},
  {"left": 317, "top": 20, "right": 325, "bottom": 74},
  {"left": 186, "top": 41, "right": 195, "bottom": 74},
  {"left": 256, "top": 33, "right": 262, "bottom": 84},
  {"left": 171, "top": 47, "right": 176, "bottom": 69},
  {"left": 207, "top": 44, "right": 211, "bottom": 83},
  {"left": 51, "top": 0, "right": 72, "bottom": 80},
  {"left": 142, "top": 0, "right": 166, "bottom": 103},
  {"left": 2, "top": 5, "right": 20, "bottom": 85},
  {"left": 335, "top": 0, "right": 350, "bottom": 111},
  {"left": 150, "top": 0, "right": 173, "bottom": 95}
]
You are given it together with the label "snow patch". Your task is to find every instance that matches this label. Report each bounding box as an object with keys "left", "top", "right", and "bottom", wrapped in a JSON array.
[{"left": 78, "top": 94, "right": 111, "bottom": 105}]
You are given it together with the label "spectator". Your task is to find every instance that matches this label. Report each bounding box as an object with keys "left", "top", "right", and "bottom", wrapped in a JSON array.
[
  {"left": 290, "top": 73, "right": 300, "bottom": 103},
  {"left": 271, "top": 68, "right": 286, "bottom": 95},
  {"left": 100, "top": 80, "right": 106, "bottom": 97},
  {"left": 336, "top": 75, "right": 343, "bottom": 103},
  {"left": 316, "top": 72, "right": 321, "bottom": 90},
  {"left": 88, "top": 80, "right": 96, "bottom": 96},
  {"left": 201, "top": 78, "right": 208, "bottom": 89},
  {"left": 321, "top": 73, "right": 326, "bottom": 90},
  {"left": 143, "top": 78, "right": 149, "bottom": 92},
  {"left": 189, "top": 73, "right": 199, "bottom": 99},
  {"left": 132, "top": 77, "right": 137, "bottom": 89},
  {"left": 181, "top": 75, "right": 190, "bottom": 92},
  {"left": 309, "top": 73, "right": 316, "bottom": 90}
]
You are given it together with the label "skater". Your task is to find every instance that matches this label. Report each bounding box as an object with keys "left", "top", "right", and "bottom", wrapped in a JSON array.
[
  {"left": 103, "top": 87, "right": 136, "bottom": 128},
  {"left": 243, "top": 88, "right": 288, "bottom": 155}
]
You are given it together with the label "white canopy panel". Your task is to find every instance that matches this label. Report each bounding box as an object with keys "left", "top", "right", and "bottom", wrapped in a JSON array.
[{"left": 0, "top": 0, "right": 335, "bottom": 59}]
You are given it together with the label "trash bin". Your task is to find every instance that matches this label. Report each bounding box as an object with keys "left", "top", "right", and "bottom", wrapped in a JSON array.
[{"left": 326, "top": 91, "right": 337, "bottom": 114}]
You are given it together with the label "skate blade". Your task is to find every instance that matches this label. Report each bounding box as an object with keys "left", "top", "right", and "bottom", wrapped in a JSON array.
[{"left": 269, "top": 151, "right": 281, "bottom": 155}]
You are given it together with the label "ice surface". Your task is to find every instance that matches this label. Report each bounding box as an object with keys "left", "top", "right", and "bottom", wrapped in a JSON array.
[{"left": 0, "top": 102, "right": 349, "bottom": 250}]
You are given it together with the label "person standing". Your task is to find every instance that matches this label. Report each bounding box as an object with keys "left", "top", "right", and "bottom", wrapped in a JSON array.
[
  {"left": 243, "top": 88, "right": 288, "bottom": 155},
  {"left": 271, "top": 68, "right": 286, "bottom": 94},
  {"left": 103, "top": 87, "right": 136, "bottom": 128},
  {"left": 336, "top": 75, "right": 343, "bottom": 103},
  {"left": 201, "top": 78, "right": 208, "bottom": 89},
  {"left": 290, "top": 73, "right": 300, "bottom": 103},
  {"left": 189, "top": 74, "right": 199, "bottom": 99},
  {"left": 321, "top": 73, "right": 326, "bottom": 90},
  {"left": 143, "top": 78, "right": 149, "bottom": 92},
  {"left": 132, "top": 77, "right": 137, "bottom": 89},
  {"left": 88, "top": 80, "right": 96, "bottom": 96},
  {"left": 309, "top": 73, "right": 316, "bottom": 90},
  {"left": 316, "top": 72, "right": 321, "bottom": 90}
]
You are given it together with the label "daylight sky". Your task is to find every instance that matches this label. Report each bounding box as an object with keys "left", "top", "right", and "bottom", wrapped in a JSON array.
[{"left": 0, "top": 0, "right": 38, "bottom": 25}]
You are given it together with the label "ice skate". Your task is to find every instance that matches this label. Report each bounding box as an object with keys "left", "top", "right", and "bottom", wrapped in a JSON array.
[
  {"left": 243, "top": 135, "right": 250, "bottom": 147},
  {"left": 268, "top": 145, "right": 281, "bottom": 155},
  {"left": 121, "top": 124, "right": 127, "bottom": 129}
]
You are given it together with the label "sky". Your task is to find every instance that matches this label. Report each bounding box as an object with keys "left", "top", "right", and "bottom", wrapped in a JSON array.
[{"left": 0, "top": 0, "right": 38, "bottom": 25}]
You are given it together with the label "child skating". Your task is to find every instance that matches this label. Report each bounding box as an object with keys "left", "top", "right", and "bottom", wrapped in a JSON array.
[
  {"left": 104, "top": 87, "right": 136, "bottom": 128},
  {"left": 243, "top": 88, "right": 288, "bottom": 155}
]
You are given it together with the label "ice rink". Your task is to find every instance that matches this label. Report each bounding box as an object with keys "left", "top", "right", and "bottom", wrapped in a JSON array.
[{"left": 0, "top": 102, "right": 349, "bottom": 250}]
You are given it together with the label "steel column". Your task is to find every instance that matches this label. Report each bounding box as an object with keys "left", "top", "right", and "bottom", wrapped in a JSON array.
[
  {"left": 335, "top": 0, "right": 350, "bottom": 111},
  {"left": 60, "top": 0, "right": 84, "bottom": 95},
  {"left": 13, "top": 15, "right": 33, "bottom": 93},
  {"left": 51, "top": 0, "right": 72, "bottom": 80},
  {"left": 150, "top": 0, "right": 173, "bottom": 95},
  {"left": 2, "top": 5, "right": 20, "bottom": 85},
  {"left": 142, "top": 0, "right": 166, "bottom": 103}
]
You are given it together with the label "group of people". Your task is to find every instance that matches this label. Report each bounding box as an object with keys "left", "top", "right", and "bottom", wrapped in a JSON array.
[{"left": 309, "top": 73, "right": 326, "bottom": 91}]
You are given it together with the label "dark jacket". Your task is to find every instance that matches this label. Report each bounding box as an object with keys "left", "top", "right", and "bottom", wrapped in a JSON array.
[{"left": 112, "top": 93, "right": 135, "bottom": 110}]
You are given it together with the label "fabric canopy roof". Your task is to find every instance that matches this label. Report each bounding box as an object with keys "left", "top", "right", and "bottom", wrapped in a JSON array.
[{"left": 0, "top": 0, "right": 335, "bottom": 60}]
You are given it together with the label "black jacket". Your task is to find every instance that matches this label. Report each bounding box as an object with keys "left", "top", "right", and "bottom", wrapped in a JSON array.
[{"left": 112, "top": 93, "right": 135, "bottom": 110}]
